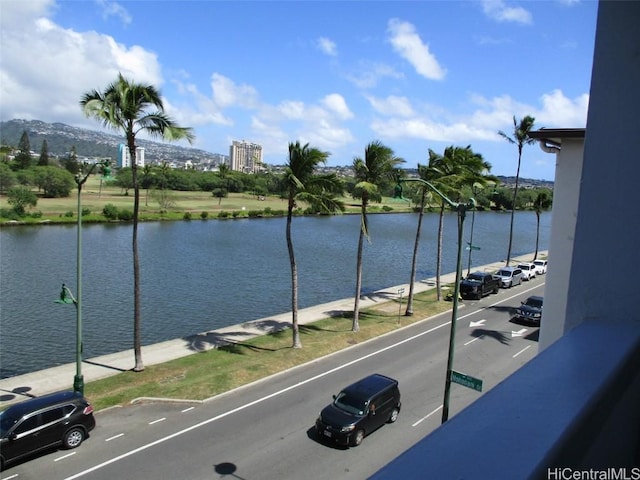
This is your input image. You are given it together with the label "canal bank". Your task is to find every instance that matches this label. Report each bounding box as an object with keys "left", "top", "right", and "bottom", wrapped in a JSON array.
[{"left": 0, "top": 253, "right": 545, "bottom": 407}]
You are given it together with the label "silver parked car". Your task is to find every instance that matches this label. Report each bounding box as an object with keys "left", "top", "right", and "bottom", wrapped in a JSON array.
[{"left": 495, "top": 266, "right": 523, "bottom": 288}]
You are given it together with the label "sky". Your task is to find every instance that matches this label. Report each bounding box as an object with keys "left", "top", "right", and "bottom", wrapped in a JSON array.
[{"left": 0, "top": 0, "right": 598, "bottom": 180}]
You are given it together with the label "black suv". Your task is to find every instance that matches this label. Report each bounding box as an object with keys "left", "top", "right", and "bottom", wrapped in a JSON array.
[
  {"left": 315, "top": 374, "right": 401, "bottom": 447},
  {"left": 0, "top": 391, "right": 96, "bottom": 470},
  {"left": 514, "top": 295, "right": 544, "bottom": 325}
]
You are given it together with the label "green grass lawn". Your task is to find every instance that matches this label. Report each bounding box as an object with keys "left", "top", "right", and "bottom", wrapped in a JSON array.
[
  {"left": 0, "top": 176, "right": 413, "bottom": 224},
  {"left": 85, "top": 287, "right": 452, "bottom": 411}
]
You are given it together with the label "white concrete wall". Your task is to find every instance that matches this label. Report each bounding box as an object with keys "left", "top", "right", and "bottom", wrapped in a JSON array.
[
  {"left": 563, "top": 2, "right": 640, "bottom": 333},
  {"left": 540, "top": 139, "right": 584, "bottom": 350}
]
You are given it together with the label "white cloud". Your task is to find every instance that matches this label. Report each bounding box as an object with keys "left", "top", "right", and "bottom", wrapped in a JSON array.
[
  {"left": 345, "top": 62, "right": 403, "bottom": 89},
  {"left": 387, "top": 18, "right": 446, "bottom": 80},
  {"left": 322, "top": 94, "right": 353, "bottom": 120},
  {"left": 366, "top": 95, "right": 415, "bottom": 117},
  {"left": 97, "top": 0, "right": 132, "bottom": 25},
  {"left": 210, "top": 73, "right": 259, "bottom": 109},
  {"left": 537, "top": 89, "right": 589, "bottom": 126},
  {"left": 317, "top": 37, "right": 337, "bottom": 56},
  {"left": 369, "top": 89, "right": 588, "bottom": 145},
  {"left": 481, "top": 0, "right": 533, "bottom": 24},
  {"left": 0, "top": 6, "right": 162, "bottom": 128}
]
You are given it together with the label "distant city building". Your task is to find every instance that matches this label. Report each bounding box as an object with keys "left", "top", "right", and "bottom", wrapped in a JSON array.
[
  {"left": 229, "top": 140, "right": 262, "bottom": 173},
  {"left": 118, "top": 144, "right": 145, "bottom": 168}
]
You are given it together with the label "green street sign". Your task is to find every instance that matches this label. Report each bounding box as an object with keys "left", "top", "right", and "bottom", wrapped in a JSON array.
[
  {"left": 465, "top": 243, "right": 481, "bottom": 251},
  {"left": 450, "top": 370, "right": 483, "bottom": 392}
]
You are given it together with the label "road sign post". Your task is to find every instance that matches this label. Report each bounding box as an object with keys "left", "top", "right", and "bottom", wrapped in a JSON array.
[{"left": 450, "top": 370, "right": 483, "bottom": 392}]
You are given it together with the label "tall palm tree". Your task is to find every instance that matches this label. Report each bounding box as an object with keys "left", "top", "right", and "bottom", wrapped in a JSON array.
[
  {"left": 532, "top": 190, "right": 552, "bottom": 260},
  {"left": 352, "top": 141, "right": 404, "bottom": 332},
  {"left": 405, "top": 164, "right": 432, "bottom": 315},
  {"left": 498, "top": 115, "right": 536, "bottom": 266},
  {"left": 425, "top": 146, "right": 491, "bottom": 300},
  {"left": 81, "top": 73, "right": 194, "bottom": 371},
  {"left": 285, "top": 141, "right": 344, "bottom": 348}
]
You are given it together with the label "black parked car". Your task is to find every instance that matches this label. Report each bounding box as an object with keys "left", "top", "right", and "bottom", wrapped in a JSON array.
[
  {"left": 315, "top": 374, "right": 401, "bottom": 447},
  {"left": 0, "top": 391, "right": 96, "bottom": 470},
  {"left": 515, "top": 295, "right": 544, "bottom": 325}
]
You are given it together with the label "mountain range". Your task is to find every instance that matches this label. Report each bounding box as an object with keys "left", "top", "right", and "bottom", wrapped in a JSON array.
[{"left": 0, "top": 119, "right": 227, "bottom": 166}]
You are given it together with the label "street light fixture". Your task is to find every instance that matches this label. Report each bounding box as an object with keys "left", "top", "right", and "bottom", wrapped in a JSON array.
[
  {"left": 54, "top": 160, "right": 109, "bottom": 395},
  {"left": 395, "top": 178, "right": 475, "bottom": 423}
]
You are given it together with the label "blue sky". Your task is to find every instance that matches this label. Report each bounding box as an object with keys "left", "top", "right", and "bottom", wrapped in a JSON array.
[{"left": 0, "top": 0, "right": 598, "bottom": 180}]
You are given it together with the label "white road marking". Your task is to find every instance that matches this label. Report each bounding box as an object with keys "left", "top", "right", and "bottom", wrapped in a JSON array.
[
  {"left": 513, "top": 345, "right": 532, "bottom": 358},
  {"left": 55, "top": 452, "right": 76, "bottom": 462},
  {"left": 181, "top": 407, "right": 195, "bottom": 413},
  {"left": 464, "top": 337, "right": 481, "bottom": 346},
  {"left": 149, "top": 417, "right": 166, "bottom": 425},
  {"left": 412, "top": 405, "right": 443, "bottom": 427},
  {"left": 105, "top": 433, "right": 124, "bottom": 442}
]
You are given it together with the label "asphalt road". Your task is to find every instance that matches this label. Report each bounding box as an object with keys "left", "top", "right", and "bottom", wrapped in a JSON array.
[{"left": 2, "top": 279, "right": 545, "bottom": 480}]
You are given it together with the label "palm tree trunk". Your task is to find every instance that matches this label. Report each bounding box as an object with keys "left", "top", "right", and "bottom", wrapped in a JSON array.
[
  {"left": 506, "top": 148, "right": 523, "bottom": 266},
  {"left": 534, "top": 210, "right": 540, "bottom": 261},
  {"left": 131, "top": 149, "right": 144, "bottom": 372},
  {"left": 353, "top": 202, "right": 367, "bottom": 332},
  {"left": 406, "top": 191, "right": 426, "bottom": 315},
  {"left": 286, "top": 200, "right": 301, "bottom": 348},
  {"left": 436, "top": 202, "right": 445, "bottom": 301}
]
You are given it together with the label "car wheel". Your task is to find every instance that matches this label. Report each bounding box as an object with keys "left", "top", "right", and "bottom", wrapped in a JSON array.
[
  {"left": 388, "top": 408, "right": 400, "bottom": 423},
  {"left": 63, "top": 427, "right": 85, "bottom": 449},
  {"left": 352, "top": 429, "right": 365, "bottom": 447},
  {"left": 493, "top": 286, "right": 499, "bottom": 294}
]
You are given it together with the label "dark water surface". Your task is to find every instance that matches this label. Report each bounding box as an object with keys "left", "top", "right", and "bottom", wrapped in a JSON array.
[{"left": 0, "top": 211, "right": 550, "bottom": 377}]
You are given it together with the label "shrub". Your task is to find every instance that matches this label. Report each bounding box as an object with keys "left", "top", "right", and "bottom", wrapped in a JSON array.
[
  {"left": 103, "top": 203, "right": 118, "bottom": 220},
  {"left": 247, "top": 210, "right": 261, "bottom": 218},
  {"left": 82, "top": 208, "right": 91, "bottom": 216},
  {"left": 200, "top": 211, "right": 208, "bottom": 219},
  {"left": 382, "top": 206, "right": 393, "bottom": 212},
  {"left": 64, "top": 210, "right": 74, "bottom": 218},
  {"left": 183, "top": 212, "right": 192, "bottom": 220},
  {"left": 117, "top": 209, "right": 133, "bottom": 221},
  {"left": 29, "top": 210, "right": 43, "bottom": 218},
  {"left": 218, "top": 211, "right": 229, "bottom": 218}
]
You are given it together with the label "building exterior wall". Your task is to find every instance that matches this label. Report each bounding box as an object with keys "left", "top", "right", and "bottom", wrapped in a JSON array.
[
  {"left": 118, "top": 144, "right": 145, "bottom": 168},
  {"left": 564, "top": 1, "right": 640, "bottom": 333},
  {"left": 229, "top": 140, "right": 262, "bottom": 173},
  {"left": 539, "top": 139, "right": 584, "bottom": 350}
]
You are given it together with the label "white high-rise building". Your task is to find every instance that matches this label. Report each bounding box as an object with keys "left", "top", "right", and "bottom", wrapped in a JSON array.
[
  {"left": 118, "top": 144, "right": 145, "bottom": 168},
  {"left": 229, "top": 140, "right": 262, "bottom": 173}
]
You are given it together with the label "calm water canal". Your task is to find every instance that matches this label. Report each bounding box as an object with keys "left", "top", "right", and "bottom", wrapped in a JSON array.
[{"left": 0, "top": 211, "right": 550, "bottom": 378}]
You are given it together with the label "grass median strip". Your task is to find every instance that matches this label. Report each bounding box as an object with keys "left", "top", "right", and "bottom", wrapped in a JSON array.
[{"left": 86, "top": 287, "right": 452, "bottom": 411}]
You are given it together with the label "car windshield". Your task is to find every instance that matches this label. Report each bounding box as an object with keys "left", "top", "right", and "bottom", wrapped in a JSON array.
[
  {"left": 524, "top": 298, "right": 543, "bottom": 308},
  {"left": 333, "top": 392, "right": 367, "bottom": 416},
  {"left": 520, "top": 265, "right": 531, "bottom": 270},
  {"left": 467, "top": 274, "right": 483, "bottom": 281},
  {"left": 497, "top": 270, "right": 511, "bottom": 277}
]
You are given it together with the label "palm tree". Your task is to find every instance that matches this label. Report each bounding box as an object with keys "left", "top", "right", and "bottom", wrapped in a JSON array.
[
  {"left": 352, "top": 141, "right": 404, "bottom": 332},
  {"left": 425, "top": 146, "right": 491, "bottom": 300},
  {"left": 498, "top": 115, "right": 536, "bottom": 266},
  {"left": 81, "top": 73, "right": 194, "bottom": 372},
  {"left": 405, "top": 164, "right": 432, "bottom": 315},
  {"left": 532, "top": 190, "right": 552, "bottom": 260},
  {"left": 285, "top": 141, "right": 344, "bottom": 348}
]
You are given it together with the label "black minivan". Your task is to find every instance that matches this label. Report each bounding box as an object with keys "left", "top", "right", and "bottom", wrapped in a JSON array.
[
  {"left": 315, "top": 374, "right": 401, "bottom": 447},
  {"left": 0, "top": 391, "right": 96, "bottom": 470}
]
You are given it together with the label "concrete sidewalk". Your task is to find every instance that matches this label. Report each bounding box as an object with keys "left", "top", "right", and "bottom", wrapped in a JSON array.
[{"left": 0, "top": 253, "right": 543, "bottom": 407}]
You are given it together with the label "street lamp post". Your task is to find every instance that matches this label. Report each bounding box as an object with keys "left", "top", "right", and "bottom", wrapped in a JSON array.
[
  {"left": 396, "top": 178, "right": 475, "bottom": 423},
  {"left": 55, "top": 161, "right": 109, "bottom": 395}
]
